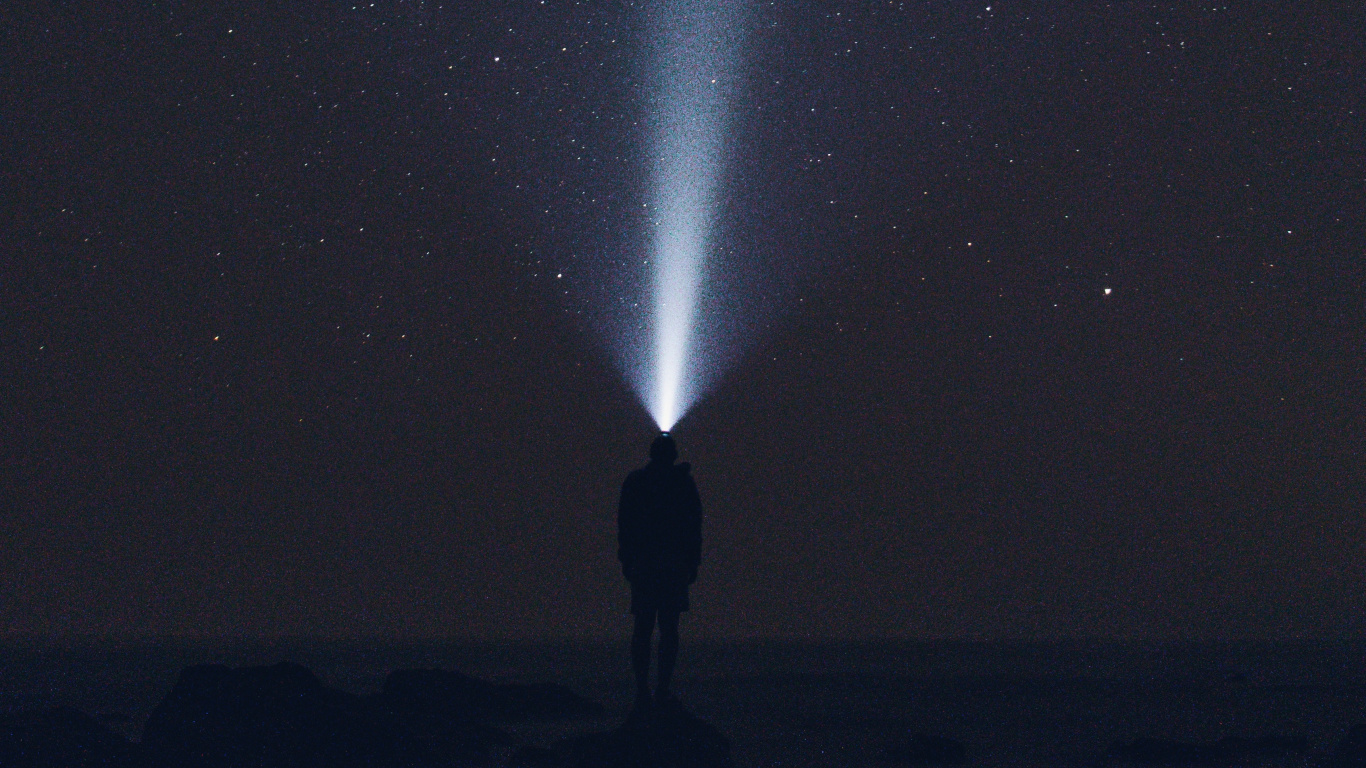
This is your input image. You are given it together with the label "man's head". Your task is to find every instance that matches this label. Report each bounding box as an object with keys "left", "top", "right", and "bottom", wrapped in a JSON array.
[{"left": 649, "top": 432, "right": 678, "bottom": 465}]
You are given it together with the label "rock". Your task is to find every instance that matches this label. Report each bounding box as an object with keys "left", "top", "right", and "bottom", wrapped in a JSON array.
[
  {"left": 0, "top": 706, "right": 130, "bottom": 768},
  {"left": 138, "top": 662, "right": 601, "bottom": 767},
  {"left": 381, "top": 668, "right": 604, "bottom": 722},
  {"left": 887, "top": 732, "right": 967, "bottom": 765},
  {"left": 376, "top": 701, "right": 510, "bottom": 768},
  {"left": 381, "top": 667, "right": 501, "bottom": 722},
  {"left": 548, "top": 702, "right": 733, "bottom": 768},
  {"left": 139, "top": 661, "right": 397, "bottom": 768},
  {"left": 387, "top": 719, "right": 510, "bottom": 767},
  {"left": 1106, "top": 734, "right": 1308, "bottom": 764},
  {"left": 497, "top": 682, "right": 606, "bottom": 721}
]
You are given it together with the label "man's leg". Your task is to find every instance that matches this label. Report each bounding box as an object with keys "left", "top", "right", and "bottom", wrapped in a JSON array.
[
  {"left": 656, "top": 610, "right": 680, "bottom": 700},
  {"left": 632, "top": 608, "right": 657, "bottom": 706}
]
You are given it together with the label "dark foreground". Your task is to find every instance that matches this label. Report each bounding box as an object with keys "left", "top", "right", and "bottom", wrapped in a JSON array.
[
  {"left": 6, "top": 641, "right": 1366, "bottom": 767},
  {"left": 0, "top": 661, "right": 730, "bottom": 767}
]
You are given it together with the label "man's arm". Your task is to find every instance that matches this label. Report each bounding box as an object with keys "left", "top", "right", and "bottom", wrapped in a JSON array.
[{"left": 683, "top": 475, "right": 702, "bottom": 583}]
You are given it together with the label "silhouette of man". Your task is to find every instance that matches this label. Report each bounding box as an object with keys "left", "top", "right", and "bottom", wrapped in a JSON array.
[{"left": 618, "top": 432, "right": 702, "bottom": 712}]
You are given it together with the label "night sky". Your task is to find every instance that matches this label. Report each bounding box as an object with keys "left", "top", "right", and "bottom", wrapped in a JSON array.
[{"left": 3, "top": 1, "right": 1362, "bottom": 641}]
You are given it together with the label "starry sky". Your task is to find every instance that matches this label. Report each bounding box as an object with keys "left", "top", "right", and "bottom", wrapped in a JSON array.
[{"left": 2, "top": 1, "right": 1363, "bottom": 641}]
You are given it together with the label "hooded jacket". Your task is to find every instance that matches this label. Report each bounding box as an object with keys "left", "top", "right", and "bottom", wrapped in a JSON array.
[{"left": 617, "top": 461, "right": 702, "bottom": 582}]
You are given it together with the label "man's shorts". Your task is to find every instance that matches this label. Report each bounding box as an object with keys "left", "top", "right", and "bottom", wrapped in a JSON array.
[{"left": 630, "top": 575, "right": 690, "bottom": 615}]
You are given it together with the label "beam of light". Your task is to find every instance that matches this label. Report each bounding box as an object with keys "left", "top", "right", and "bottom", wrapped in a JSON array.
[{"left": 645, "top": 1, "right": 744, "bottom": 431}]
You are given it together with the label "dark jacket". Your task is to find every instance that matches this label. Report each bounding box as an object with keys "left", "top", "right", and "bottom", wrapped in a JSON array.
[{"left": 617, "top": 461, "right": 702, "bottom": 583}]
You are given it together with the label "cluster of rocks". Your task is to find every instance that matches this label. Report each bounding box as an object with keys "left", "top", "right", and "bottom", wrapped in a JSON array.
[
  {"left": 12, "top": 664, "right": 1366, "bottom": 768},
  {"left": 0, "top": 662, "right": 731, "bottom": 768},
  {"left": 516, "top": 702, "right": 732, "bottom": 768}
]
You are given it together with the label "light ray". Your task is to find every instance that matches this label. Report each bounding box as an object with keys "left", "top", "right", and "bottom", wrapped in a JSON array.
[{"left": 644, "top": 1, "right": 743, "bottom": 430}]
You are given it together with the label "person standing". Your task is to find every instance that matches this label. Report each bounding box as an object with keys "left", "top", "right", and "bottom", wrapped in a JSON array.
[{"left": 617, "top": 432, "right": 702, "bottom": 713}]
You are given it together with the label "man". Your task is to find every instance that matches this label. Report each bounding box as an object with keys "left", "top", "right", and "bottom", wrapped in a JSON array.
[{"left": 617, "top": 432, "right": 702, "bottom": 712}]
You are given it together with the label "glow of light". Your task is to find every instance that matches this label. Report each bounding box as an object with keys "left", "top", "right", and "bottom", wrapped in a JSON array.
[{"left": 644, "top": 2, "right": 743, "bottom": 431}]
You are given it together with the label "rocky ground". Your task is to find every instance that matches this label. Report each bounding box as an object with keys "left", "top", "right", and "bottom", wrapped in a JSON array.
[{"left": 0, "top": 661, "right": 730, "bottom": 767}]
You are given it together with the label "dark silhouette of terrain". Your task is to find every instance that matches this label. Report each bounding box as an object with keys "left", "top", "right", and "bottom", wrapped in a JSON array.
[
  {"left": 139, "top": 662, "right": 398, "bottom": 767},
  {"left": 0, "top": 662, "right": 597, "bottom": 767},
  {"left": 380, "top": 668, "right": 605, "bottom": 722},
  {"left": 11, "top": 657, "right": 1366, "bottom": 768},
  {"left": 0, "top": 661, "right": 734, "bottom": 768},
  {"left": 524, "top": 701, "right": 731, "bottom": 768},
  {"left": 0, "top": 706, "right": 133, "bottom": 768}
]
